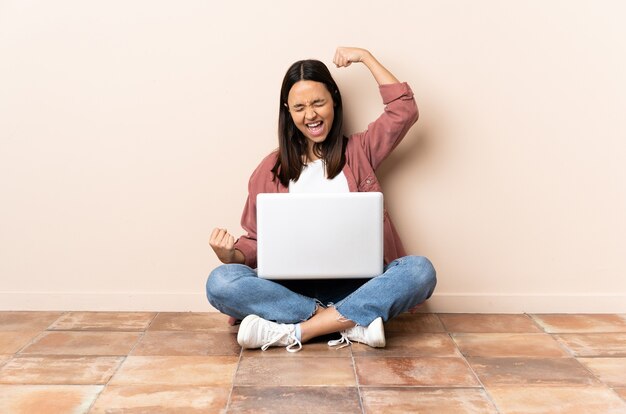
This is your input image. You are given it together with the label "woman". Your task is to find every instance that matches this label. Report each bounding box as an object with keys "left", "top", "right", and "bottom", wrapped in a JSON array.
[{"left": 206, "top": 47, "right": 436, "bottom": 353}]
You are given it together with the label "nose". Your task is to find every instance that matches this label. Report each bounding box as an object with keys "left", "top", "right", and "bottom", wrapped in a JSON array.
[{"left": 304, "top": 106, "right": 317, "bottom": 119}]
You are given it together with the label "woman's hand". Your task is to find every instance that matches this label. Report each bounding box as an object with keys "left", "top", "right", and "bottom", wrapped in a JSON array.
[
  {"left": 333, "top": 47, "right": 372, "bottom": 68},
  {"left": 209, "top": 228, "right": 237, "bottom": 264},
  {"left": 333, "top": 47, "right": 399, "bottom": 85}
]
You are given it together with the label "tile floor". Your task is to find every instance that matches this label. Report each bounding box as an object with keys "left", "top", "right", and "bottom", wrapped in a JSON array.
[{"left": 1, "top": 312, "right": 626, "bottom": 413}]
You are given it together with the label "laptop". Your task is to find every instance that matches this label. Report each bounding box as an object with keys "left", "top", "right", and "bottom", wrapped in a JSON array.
[{"left": 256, "top": 192, "right": 384, "bottom": 279}]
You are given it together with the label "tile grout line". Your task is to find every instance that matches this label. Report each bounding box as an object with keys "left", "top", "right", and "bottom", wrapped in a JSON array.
[
  {"left": 525, "top": 313, "right": 626, "bottom": 335},
  {"left": 6, "top": 312, "right": 625, "bottom": 411},
  {"left": 568, "top": 351, "right": 624, "bottom": 394},
  {"left": 446, "top": 331, "right": 503, "bottom": 414},
  {"left": 433, "top": 313, "right": 447, "bottom": 332},
  {"left": 0, "top": 356, "right": 9, "bottom": 370},
  {"left": 2, "top": 311, "right": 70, "bottom": 371},
  {"left": 528, "top": 313, "right": 626, "bottom": 394},
  {"left": 350, "top": 343, "right": 366, "bottom": 414},
  {"left": 144, "top": 311, "right": 160, "bottom": 331},
  {"left": 12, "top": 311, "right": 69, "bottom": 356},
  {"left": 224, "top": 341, "right": 245, "bottom": 413},
  {"left": 606, "top": 385, "right": 626, "bottom": 407},
  {"left": 476, "top": 314, "right": 626, "bottom": 410},
  {"left": 526, "top": 312, "right": 551, "bottom": 333},
  {"left": 84, "top": 311, "right": 159, "bottom": 413}
]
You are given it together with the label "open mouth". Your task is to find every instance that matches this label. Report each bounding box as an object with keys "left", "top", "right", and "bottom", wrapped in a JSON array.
[{"left": 306, "top": 121, "right": 324, "bottom": 137}]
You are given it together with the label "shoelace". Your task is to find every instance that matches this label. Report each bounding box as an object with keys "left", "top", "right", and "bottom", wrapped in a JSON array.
[
  {"left": 260, "top": 326, "right": 303, "bottom": 353},
  {"left": 285, "top": 338, "right": 303, "bottom": 353},
  {"left": 328, "top": 332, "right": 352, "bottom": 349}
]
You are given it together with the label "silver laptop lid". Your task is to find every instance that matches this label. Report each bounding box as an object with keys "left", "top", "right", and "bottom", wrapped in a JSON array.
[{"left": 256, "top": 192, "right": 384, "bottom": 279}]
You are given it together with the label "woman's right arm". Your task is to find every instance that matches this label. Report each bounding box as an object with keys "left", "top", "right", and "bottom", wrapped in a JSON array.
[
  {"left": 209, "top": 227, "right": 245, "bottom": 264},
  {"left": 211, "top": 153, "right": 275, "bottom": 268}
]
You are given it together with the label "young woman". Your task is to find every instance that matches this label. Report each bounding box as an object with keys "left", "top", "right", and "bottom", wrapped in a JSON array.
[{"left": 206, "top": 47, "right": 436, "bottom": 352}]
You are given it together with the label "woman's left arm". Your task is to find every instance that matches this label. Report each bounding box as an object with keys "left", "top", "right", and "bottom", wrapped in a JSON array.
[
  {"left": 334, "top": 47, "right": 418, "bottom": 170},
  {"left": 334, "top": 47, "right": 399, "bottom": 85}
]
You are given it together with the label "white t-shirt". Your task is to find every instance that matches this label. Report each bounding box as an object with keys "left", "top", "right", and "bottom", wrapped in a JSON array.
[{"left": 288, "top": 159, "right": 350, "bottom": 193}]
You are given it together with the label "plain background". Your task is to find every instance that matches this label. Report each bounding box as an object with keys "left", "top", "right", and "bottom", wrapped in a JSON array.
[{"left": 1, "top": 1, "right": 625, "bottom": 312}]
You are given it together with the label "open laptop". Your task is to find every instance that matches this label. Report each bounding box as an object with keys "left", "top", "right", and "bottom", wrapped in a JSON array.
[{"left": 256, "top": 192, "right": 384, "bottom": 279}]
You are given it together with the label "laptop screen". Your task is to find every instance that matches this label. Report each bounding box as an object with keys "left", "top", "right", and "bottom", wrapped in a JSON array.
[{"left": 256, "top": 192, "right": 384, "bottom": 279}]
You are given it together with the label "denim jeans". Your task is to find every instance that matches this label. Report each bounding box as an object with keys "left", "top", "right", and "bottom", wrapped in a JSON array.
[{"left": 205, "top": 255, "right": 436, "bottom": 327}]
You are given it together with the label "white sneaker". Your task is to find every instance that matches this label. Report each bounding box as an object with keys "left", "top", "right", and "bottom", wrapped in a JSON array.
[
  {"left": 328, "top": 317, "right": 386, "bottom": 349},
  {"left": 237, "top": 314, "right": 302, "bottom": 353}
]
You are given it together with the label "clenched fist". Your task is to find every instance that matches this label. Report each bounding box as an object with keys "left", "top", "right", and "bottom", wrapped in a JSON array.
[
  {"left": 333, "top": 47, "right": 372, "bottom": 68},
  {"left": 209, "top": 228, "right": 236, "bottom": 264},
  {"left": 332, "top": 46, "right": 399, "bottom": 85}
]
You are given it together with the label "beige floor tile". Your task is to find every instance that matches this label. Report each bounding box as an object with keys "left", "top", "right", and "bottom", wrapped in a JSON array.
[
  {"left": 438, "top": 314, "right": 542, "bottom": 333},
  {"left": 48, "top": 312, "right": 155, "bottom": 331},
  {"left": 89, "top": 385, "right": 230, "bottom": 413},
  {"left": 355, "top": 357, "right": 479, "bottom": 387},
  {"left": 578, "top": 358, "right": 626, "bottom": 387},
  {"left": 0, "top": 384, "right": 102, "bottom": 414},
  {"left": 131, "top": 331, "right": 240, "bottom": 356},
  {"left": 453, "top": 333, "right": 569, "bottom": 358},
  {"left": 531, "top": 314, "right": 626, "bottom": 333},
  {"left": 468, "top": 357, "right": 599, "bottom": 386},
  {"left": 235, "top": 356, "right": 355, "bottom": 386},
  {"left": 20, "top": 331, "right": 141, "bottom": 356},
  {"left": 242, "top": 341, "right": 350, "bottom": 357},
  {"left": 0, "top": 356, "right": 123, "bottom": 385},
  {"left": 487, "top": 386, "right": 626, "bottom": 414},
  {"left": 352, "top": 333, "right": 460, "bottom": 357},
  {"left": 148, "top": 312, "right": 237, "bottom": 333},
  {"left": 229, "top": 386, "right": 361, "bottom": 413},
  {"left": 3, "top": 311, "right": 624, "bottom": 413},
  {"left": 555, "top": 333, "right": 626, "bottom": 357},
  {"left": 109, "top": 356, "right": 238, "bottom": 386},
  {"left": 0, "top": 331, "right": 41, "bottom": 354},
  {"left": 384, "top": 313, "right": 445, "bottom": 333},
  {"left": 0, "top": 312, "right": 64, "bottom": 331},
  {"left": 361, "top": 388, "right": 499, "bottom": 414}
]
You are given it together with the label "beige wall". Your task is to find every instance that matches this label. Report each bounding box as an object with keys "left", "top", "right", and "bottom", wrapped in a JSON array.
[{"left": 1, "top": 1, "right": 625, "bottom": 312}]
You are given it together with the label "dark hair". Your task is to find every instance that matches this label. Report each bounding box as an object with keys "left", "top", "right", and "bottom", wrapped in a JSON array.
[{"left": 271, "top": 59, "right": 347, "bottom": 187}]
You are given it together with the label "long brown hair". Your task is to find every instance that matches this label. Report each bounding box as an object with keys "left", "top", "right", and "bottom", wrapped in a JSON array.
[{"left": 271, "top": 59, "right": 347, "bottom": 187}]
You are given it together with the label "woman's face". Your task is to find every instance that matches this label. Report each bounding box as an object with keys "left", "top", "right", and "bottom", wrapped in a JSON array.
[{"left": 287, "top": 80, "right": 335, "bottom": 146}]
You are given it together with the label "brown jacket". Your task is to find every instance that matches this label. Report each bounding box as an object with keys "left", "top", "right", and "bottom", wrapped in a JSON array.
[{"left": 234, "top": 81, "right": 419, "bottom": 268}]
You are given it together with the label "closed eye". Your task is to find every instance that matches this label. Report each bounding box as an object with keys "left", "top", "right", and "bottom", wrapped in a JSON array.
[{"left": 291, "top": 99, "right": 326, "bottom": 112}]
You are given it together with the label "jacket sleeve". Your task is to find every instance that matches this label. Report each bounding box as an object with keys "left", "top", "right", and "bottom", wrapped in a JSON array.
[
  {"left": 232, "top": 165, "right": 262, "bottom": 269},
  {"left": 354, "top": 82, "right": 419, "bottom": 171}
]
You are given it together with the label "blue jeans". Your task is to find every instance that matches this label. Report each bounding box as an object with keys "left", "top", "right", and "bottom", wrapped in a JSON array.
[{"left": 205, "top": 255, "right": 436, "bottom": 327}]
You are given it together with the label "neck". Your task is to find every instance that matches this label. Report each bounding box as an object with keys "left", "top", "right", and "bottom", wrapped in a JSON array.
[{"left": 306, "top": 143, "right": 320, "bottom": 163}]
